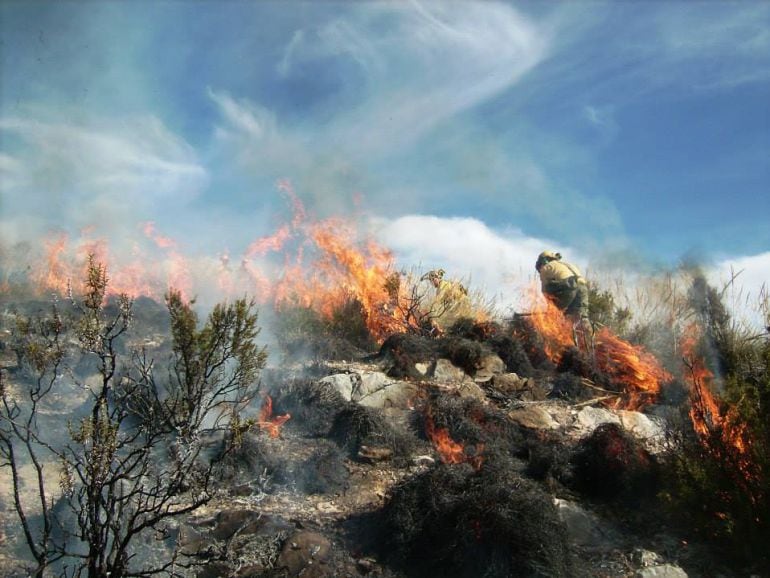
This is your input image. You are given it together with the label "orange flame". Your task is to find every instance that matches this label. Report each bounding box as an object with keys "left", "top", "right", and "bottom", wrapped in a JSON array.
[
  {"left": 142, "top": 222, "right": 192, "bottom": 300},
  {"left": 257, "top": 395, "right": 291, "bottom": 439},
  {"left": 19, "top": 181, "right": 474, "bottom": 343},
  {"left": 594, "top": 328, "right": 672, "bottom": 410},
  {"left": 525, "top": 284, "right": 670, "bottom": 410},
  {"left": 424, "top": 412, "right": 484, "bottom": 470},
  {"left": 526, "top": 289, "right": 575, "bottom": 360},
  {"left": 680, "top": 323, "right": 755, "bottom": 480}
]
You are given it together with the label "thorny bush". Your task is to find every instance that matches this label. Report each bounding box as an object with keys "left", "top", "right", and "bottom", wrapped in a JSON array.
[{"left": 0, "top": 257, "right": 267, "bottom": 577}]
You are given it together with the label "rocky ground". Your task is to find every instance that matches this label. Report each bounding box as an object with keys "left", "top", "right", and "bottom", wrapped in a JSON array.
[{"left": 0, "top": 309, "right": 751, "bottom": 578}]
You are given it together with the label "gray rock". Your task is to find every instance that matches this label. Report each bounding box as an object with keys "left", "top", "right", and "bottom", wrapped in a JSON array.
[
  {"left": 454, "top": 379, "right": 487, "bottom": 402},
  {"left": 553, "top": 498, "right": 611, "bottom": 548},
  {"left": 635, "top": 564, "right": 688, "bottom": 578},
  {"left": 617, "top": 410, "right": 666, "bottom": 443},
  {"left": 414, "top": 362, "right": 430, "bottom": 376},
  {"left": 319, "top": 374, "right": 357, "bottom": 401},
  {"left": 509, "top": 406, "right": 559, "bottom": 430},
  {"left": 473, "top": 353, "right": 506, "bottom": 382},
  {"left": 319, "top": 371, "right": 418, "bottom": 409},
  {"left": 633, "top": 548, "right": 665, "bottom": 567},
  {"left": 276, "top": 530, "right": 333, "bottom": 578},
  {"left": 575, "top": 406, "right": 621, "bottom": 431},
  {"left": 433, "top": 358, "right": 469, "bottom": 383},
  {"left": 492, "top": 373, "right": 530, "bottom": 392}
]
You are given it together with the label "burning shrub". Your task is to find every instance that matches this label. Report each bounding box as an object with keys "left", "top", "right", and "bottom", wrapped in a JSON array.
[
  {"left": 329, "top": 403, "right": 419, "bottom": 466},
  {"left": 380, "top": 460, "right": 575, "bottom": 578},
  {"left": 512, "top": 314, "right": 556, "bottom": 371},
  {"left": 570, "top": 423, "right": 658, "bottom": 504},
  {"left": 660, "top": 272, "right": 770, "bottom": 570},
  {"left": 424, "top": 393, "right": 526, "bottom": 459}
]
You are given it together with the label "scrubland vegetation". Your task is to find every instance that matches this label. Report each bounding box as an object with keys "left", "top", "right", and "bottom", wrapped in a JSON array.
[{"left": 1, "top": 256, "right": 769, "bottom": 575}]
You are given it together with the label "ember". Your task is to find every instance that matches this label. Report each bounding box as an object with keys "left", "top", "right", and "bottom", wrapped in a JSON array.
[
  {"left": 424, "top": 412, "right": 484, "bottom": 469},
  {"left": 257, "top": 395, "right": 291, "bottom": 438}
]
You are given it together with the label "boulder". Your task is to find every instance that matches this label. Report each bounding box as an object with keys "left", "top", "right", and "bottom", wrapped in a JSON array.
[
  {"left": 432, "top": 358, "right": 469, "bottom": 383},
  {"left": 276, "top": 531, "right": 333, "bottom": 578},
  {"left": 617, "top": 410, "right": 666, "bottom": 446},
  {"left": 635, "top": 564, "right": 688, "bottom": 578},
  {"left": 553, "top": 498, "right": 611, "bottom": 549},
  {"left": 575, "top": 406, "right": 621, "bottom": 432},
  {"left": 319, "top": 371, "right": 418, "bottom": 409},
  {"left": 509, "top": 406, "right": 560, "bottom": 430},
  {"left": 473, "top": 353, "right": 506, "bottom": 382}
]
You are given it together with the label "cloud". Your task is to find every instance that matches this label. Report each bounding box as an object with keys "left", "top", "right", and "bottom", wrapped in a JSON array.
[
  {"left": 0, "top": 113, "right": 208, "bottom": 244},
  {"left": 709, "top": 252, "right": 770, "bottom": 328},
  {"left": 373, "top": 214, "right": 584, "bottom": 312},
  {"left": 283, "top": 1, "right": 548, "bottom": 154}
]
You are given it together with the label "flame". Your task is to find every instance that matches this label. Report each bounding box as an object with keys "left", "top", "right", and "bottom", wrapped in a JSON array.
[
  {"left": 18, "top": 181, "right": 479, "bottom": 343},
  {"left": 257, "top": 395, "right": 291, "bottom": 438},
  {"left": 680, "top": 323, "right": 756, "bottom": 481},
  {"left": 424, "top": 412, "right": 484, "bottom": 470},
  {"left": 525, "top": 288, "right": 575, "bottom": 360},
  {"left": 142, "top": 222, "right": 192, "bottom": 300},
  {"left": 36, "top": 233, "right": 71, "bottom": 295},
  {"left": 594, "top": 328, "right": 672, "bottom": 410},
  {"left": 525, "top": 284, "right": 670, "bottom": 410}
]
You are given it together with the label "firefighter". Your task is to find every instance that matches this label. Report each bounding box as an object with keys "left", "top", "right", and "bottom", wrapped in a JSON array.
[
  {"left": 535, "top": 251, "right": 592, "bottom": 349},
  {"left": 421, "top": 269, "right": 472, "bottom": 332}
]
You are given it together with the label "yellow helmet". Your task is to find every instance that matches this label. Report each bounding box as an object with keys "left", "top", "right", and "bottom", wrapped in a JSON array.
[{"left": 535, "top": 251, "right": 561, "bottom": 271}]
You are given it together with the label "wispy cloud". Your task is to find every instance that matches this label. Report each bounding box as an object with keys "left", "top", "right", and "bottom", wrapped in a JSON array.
[
  {"left": 282, "top": 1, "right": 548, "bottom": 155},
  {"left": 0, "top": 113, "right": 207, "bottom": 243}
]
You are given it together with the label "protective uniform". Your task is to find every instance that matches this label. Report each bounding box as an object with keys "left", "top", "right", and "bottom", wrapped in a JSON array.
[
  {"left": 536, "top": 251, "right": 592, "bottom": 349},
  {"left": 537, "top": 258, "right": 588, "bottom": 319},
  {"left": 422, "top": 269, "right": 472, "bottom": 331}
]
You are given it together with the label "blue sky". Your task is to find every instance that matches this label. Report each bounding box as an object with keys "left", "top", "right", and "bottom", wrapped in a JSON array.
[{"left": 1, "top": 1, "right": 769, "bottom": 306}]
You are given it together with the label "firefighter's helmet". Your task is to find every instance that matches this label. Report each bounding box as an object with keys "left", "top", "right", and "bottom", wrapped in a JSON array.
[
  {"left": 421, "top": 269, "right": 445, "bottom": 283},
  {"left": 535, "top": 251, "right": 562, "bottom": 271}
]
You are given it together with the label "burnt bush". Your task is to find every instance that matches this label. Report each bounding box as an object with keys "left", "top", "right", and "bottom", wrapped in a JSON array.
[
  {"left": 380, "top": 460, "right": 575, "bottom": 578},
  {"left": 511, "top": 315, "right": 556, "bottom": 371},
  {"left": 548, "top": 373, "right": 587, "bottom": 401},
  {"left": 425, "top": 394, "right": 525, "bottom": 458},
  {"left": 438, "top": 336, "right": 491, "bottom": 376},
  {"left": 377, "top": 333, "right": 439, "bottom": 379},
  {"left": 570, "top": 423, "right": 658, "bottom": 505},
  {"left": 292, "top": 442, "right": 350, "bottom": 495},
  {"left": 524, "top": 431, "right": 574, "bottom": 484},
  {"left": 270, "top": 378, "right": 347, "bottom": 437},
  {"left": 489, "top": 334, "right": 535, "bottom": 377},
  {"left": 448, "top": 319, "right": 535, "bottom": 377},
  {"left": 218, "top": 432, "right": 286, "bottom": 493},
  {"left": 329, "top": 403, "right": 418, "bottom": 466}
]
